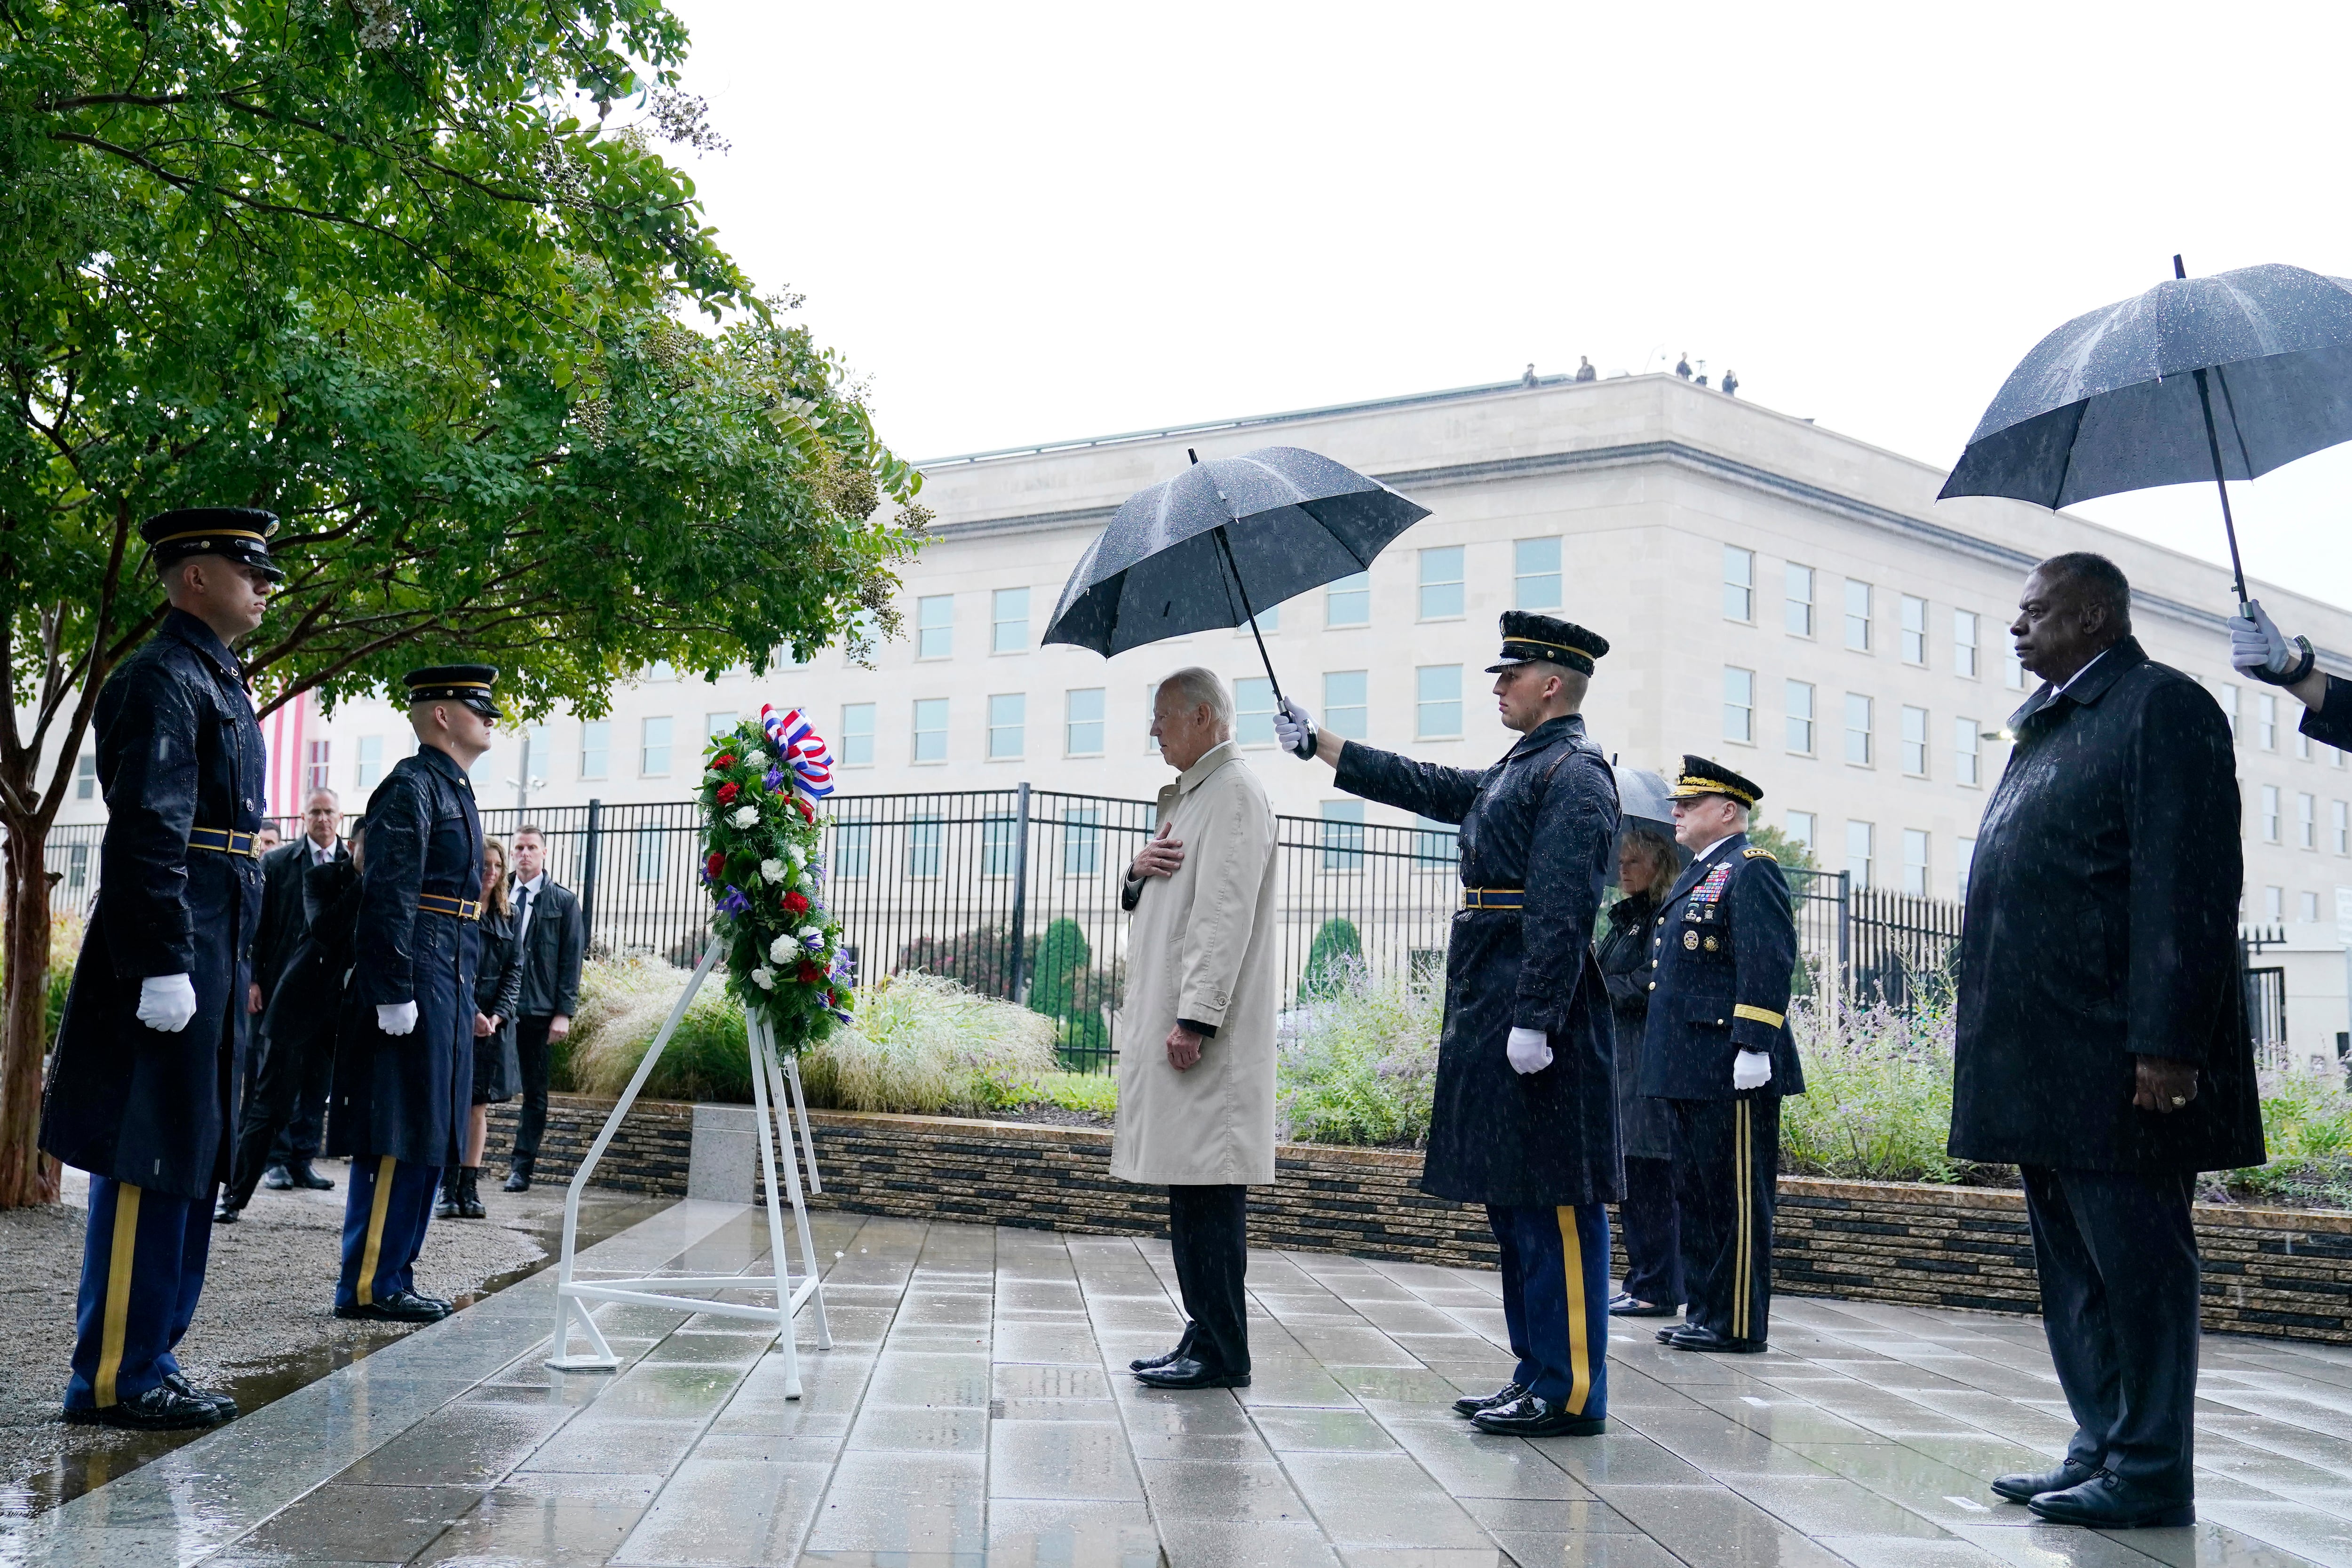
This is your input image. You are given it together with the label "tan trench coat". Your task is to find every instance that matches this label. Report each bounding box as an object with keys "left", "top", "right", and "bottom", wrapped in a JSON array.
[{"left": 1109, "top": 741, "right": 1280, "bottom": 1186}]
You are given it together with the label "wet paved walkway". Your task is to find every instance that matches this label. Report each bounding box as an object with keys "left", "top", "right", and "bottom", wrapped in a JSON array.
[{"left": 9, "top": 1199, "right": 2352, "bottom": 1567}]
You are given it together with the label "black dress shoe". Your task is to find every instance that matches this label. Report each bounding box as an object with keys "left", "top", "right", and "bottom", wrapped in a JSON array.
[
  {"left": 1669, "top": 1325, "right": 1767, "bottom": 1354},
  {"left": 1609, "top": 1292, "right": 1681, "bottom": 1318},
  {"left": 1991, "top": 1458, "right": 2098, "bottom": 1504},
  {"left": 61, "top": 1384, "right": 227, "bottom": 1430},
  {"left": 503, "top": 1167, "right": 532, "bottom": 1193},
  {"left": 212, "top": 1195, "right": 241, "bottom": 1224},
  {"left": 162, "top": 1371, "right": 237, "bottom": 1420},
  {"left": 1470, "top": 1393, "right": 1606, "bottom": 1438},
  {"left": 1653, "top": 1323, "right": 1689, "bottom": 1344},
  {"left": 286, "top": 1160, "right": 335, "bottom": 1191},
  {"left": 1131, "top": 1324, "right": 1199, "bottom": 1372},
  {"left": 1452, "top": 1381, "right": 1526, "bottom": 1418},
  {"left": 1133, "top": 1355, "right": 1249, "bottom": 1390},
  {"left": 2027, "top": 1469, "right": 2194, "bottom": 1528},
  {"left": 334, "top": 1290, "right": 450, "bottom": 1323},
  {"left": 261, "top": 1164, "right": 294, "bottom": 1190}
]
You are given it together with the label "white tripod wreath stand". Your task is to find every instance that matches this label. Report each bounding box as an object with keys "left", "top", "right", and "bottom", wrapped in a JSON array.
[{"left": 543, "top": 934, "right": 834, "bottom": 1395}]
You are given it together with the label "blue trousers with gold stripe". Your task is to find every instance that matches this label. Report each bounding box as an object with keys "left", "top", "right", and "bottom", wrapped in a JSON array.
[
  {"left": 65, "top": 1177, "right": 213, "bottom": 1410},
  {"left": 1487, "top": 1202, "right": 1610, "bottom": 1417},
  {"left": 336, "top": 1156, "right": 440, "bottom": 1309},
  {"left": 1670, "top": 1095, "right": 1780, "bottom": 1344}
]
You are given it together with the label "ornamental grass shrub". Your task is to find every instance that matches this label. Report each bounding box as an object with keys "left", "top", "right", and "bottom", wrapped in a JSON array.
[
  {"left": 1778, "top": 977, "right": 1966, "bottom": 1185},
  {"left": 1275, "top": 957, "right": 1442, "bottom": 1146},
  {"left": 568, "top": 956, "right": 754, "bottom": 1102},
  {"left": 800, "top": 972, "right": 1058, "bottom": 1115}
]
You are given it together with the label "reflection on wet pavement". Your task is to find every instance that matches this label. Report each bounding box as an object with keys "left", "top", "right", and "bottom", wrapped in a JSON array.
[{"left": 7, "top": 1201, "right": 2350, "bottom": 1566}]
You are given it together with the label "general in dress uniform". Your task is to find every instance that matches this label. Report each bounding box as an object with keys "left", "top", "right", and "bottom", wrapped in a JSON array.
[
  {"left": 1638, "top": 756, "right": 1804, "bottom": 1353},
  {"left": 1277, "top": 612, "right": 1621, "bottom": 1437},
  {"left": 326, "top": 666, "right": 495, "bottom": 1321},
  {"left": 40, "top": 508, "right": 283, "bottom": 1429}
]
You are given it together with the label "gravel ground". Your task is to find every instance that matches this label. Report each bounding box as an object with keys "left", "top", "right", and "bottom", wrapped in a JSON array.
[{"left": 0, "top": 1163, "right": 588, "bottom": 1517}]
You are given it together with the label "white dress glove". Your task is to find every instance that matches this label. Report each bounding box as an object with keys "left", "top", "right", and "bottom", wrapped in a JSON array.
[
  {"left": 135, "top": 973, "right": 199, "bottom": 1033},
  {"left": 2231, "top": 599, "right": 2306, "bottom": 682},
  {"left": 1732, "top": 1050, "right": 1773, "bottom": 1091},
  {"left": 1272, "top": 698, "right": 1319, "bottom": 759},
  {"left": 1506, "top": 1027, "right": 1554, "bottom": 1075},
  {"left": 377, "top": 1000, "right": 420, "bottom": 1036}
]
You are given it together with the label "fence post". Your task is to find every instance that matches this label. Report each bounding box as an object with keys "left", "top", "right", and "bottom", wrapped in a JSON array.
[
  {"left": 1832, "top": 870, "right": 1852, "bottom": 1042},
  {"left": 580, "top": 798, "right": 602, "bottom": 939},
  {"left": 1007, "top": 781, "right": 1032, "bottom": 1003}
]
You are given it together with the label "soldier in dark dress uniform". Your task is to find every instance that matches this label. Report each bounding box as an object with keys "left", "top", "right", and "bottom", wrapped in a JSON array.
[
  {"left": 1277, "top": 612, "right": 1621, "bottom": 1437},
  {"left": 40, "top": 508, "right": 282, "bottom": 1429},
  {"left": 2232, "top": 597, "right": 2347, "bottom": 746},
  {"left": 326, "top": 666, "right": 495, "bottom": 1321},
  {"left": 1639, "top": 756, "right": 1804, "bottom": 1354}
]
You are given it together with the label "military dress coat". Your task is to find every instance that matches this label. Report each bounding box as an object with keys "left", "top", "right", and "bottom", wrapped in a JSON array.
[
  {"left": 2292, "top": 675, "right": 2352, "bottom": 753},
  {"left": 1638, "top": 834, "right": 1806, "bottom": 1101},
  {"left": 327, "top": 745, "right": 482, "bottom": 1169},
  {"left": 1597, "top": 889, "right": 1675, "bottom": 1159},
  {"left": 1333, "top": 714, "right": 1621, "bottom": 1208},
  {"left": 1950, "top": 637, "right": 2264, "bottom": 1174}
]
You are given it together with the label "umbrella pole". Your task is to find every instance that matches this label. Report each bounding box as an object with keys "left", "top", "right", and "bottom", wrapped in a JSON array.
[
  {"left": 2190, "top": 366, "right": 2251, "bottom": 607},
  {"left": 1211, "top": 524, "right": 1286, "bottom": 707}
]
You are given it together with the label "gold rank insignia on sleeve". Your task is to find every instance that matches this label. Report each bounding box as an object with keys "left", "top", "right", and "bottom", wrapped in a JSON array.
[{"left": 1743, "top": 846, "right": 1774, "bottom": 859}]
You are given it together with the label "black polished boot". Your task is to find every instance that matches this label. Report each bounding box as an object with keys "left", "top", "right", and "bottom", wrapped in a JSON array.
[
  {"left": 1470, "top": 1393, "right": 1605, "bottom": 1438},
  {"left": 434, "top": 1168, "right": 460, "bottom": 1221},
  {"left": 458, "top": 1168, "right": 486, "bottom": 1219},
  {"left": 162, "top": 1371, "right": 238, "bottom": 1421}
]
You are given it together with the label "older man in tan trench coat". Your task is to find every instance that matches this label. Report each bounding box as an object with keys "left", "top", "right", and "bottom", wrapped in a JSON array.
[{"left": 1112, "top": 667, "right": 1280, "bottom": 1391}]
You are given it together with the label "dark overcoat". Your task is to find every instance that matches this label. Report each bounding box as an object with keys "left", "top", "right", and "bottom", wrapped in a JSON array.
[
  {"left": 41, "top": 611, "right": 267, "bottom": 1199},
  {"left": 1597, "top": 889, "right": 1674, "bottom": 1159},
  {"left": 1949, "top": 637, "right": 2264, "bottom": 1173},
  {"left": 253, "top": 837, "right": 343, "bottom": 1004},
  {"left": 470, "top": 903, "right": 524, "bottom": 1104},
  {"left": 509, "top": 877, "right": 585, "bottom": 1019},
  {"left": 2293, "top": 675, "right": 2352, "bottom": 752},
  {"left": 259, "top": 858, "right": 362, "bottom": 1075},
  {"left": 327, "top": 745, "right": 481, "bottom": 1168},
  {"left": 1640, "top": 834, "right": 1806, "bottom": 1100},
  {"left": 1333, "top": 714, "right": 1622, "bottom": 1207}
]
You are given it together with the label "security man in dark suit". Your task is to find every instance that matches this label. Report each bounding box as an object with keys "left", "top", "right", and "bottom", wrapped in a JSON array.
[
  {"left": 500, "top": 823, "right": 586, "bottom": 1192},
  {"left": 1639, "top": 756, "right": 1804, "bottom": 1354},
  {"left": 40, "top": 508, "right": 282, "bottom": 1429},
  {"left": 325, "top": 666, "right": 493, "bottom": 1321},
  {"left": 1277, "top": 612, "right": 1621, "bottom": 1438}
]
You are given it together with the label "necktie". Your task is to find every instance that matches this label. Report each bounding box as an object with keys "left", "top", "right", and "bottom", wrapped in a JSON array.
[{"left": 516, "top": 884, "right": 533, "bottom": 939}]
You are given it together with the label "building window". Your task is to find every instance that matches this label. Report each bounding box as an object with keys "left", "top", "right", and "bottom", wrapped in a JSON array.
[
  {"left": 987, "top": 693, "right": 1025, "bottom": 760},
  {"left": 1724, "top": 546, "right": 1755, "bottom": 622},
  {"left": 1062, "top": 807, "right": 1102, "bottom": 875},
  {"left": 1236, "top": 604, "right": 1277, "bottom": 636},
  {"left": 1957, "top": 835, "right": 1976, "bottom": 899},
  {"left": 1900, "top": 705, "right": 1928, "bottom": 776},
  {"left": 2336, "top": 799, "right": 2348, "bottom": 855},
  {"left": 1723, "top": 667, "right": 1756, "bottom": 744},
  {"left": 906, "top": 814, "right": 944, "bottom": 878},
  {"left": 1786, "top": 811, "right": 1816, "bottom": 852},
  {"left": 2218, "top": 683, "right": 2240, "bottom": 741},
  {"left": 1414, "top": 815, "right": 1460, "bottom": 867},
  {"left": 2261, "top": 784, "right": 2281, "bottom": 843},
  {"left": 834, "top": 822, "right": 874, "bottom": 879},
  {"left": 357, "top": 734, "right": 386, "bottom": 788},
  {"left": 646, "top": 661, "right": 677, "bottom": 683},
  {"left": 1844, "top": 580, "right": 1872, "bottom": 651},
  {"left": 1515, "top": 537, "right": 1562, "bottom": 609},
  {"left": 1416, "top": 665, "right": 1463, "bottom": 739},
  {"left": 1902, "top": 829, "right": 1930, "bottom": 895},
  {"left": 1324, "top": 670, "right": 1368, "bottom": 740},
  {"left": 306, "top": 740, "right": 332, "bottom": 794},
  {"left": 75, "top": 753, "right": 97, "bottom": 800},
  {"left": 1899, "top": 595, "right": 1928, "bottom": 665},
  {"left": 1326, "top": 571, "right": 1370, "bottom": 628},
  {"left": 916, "top": 594, "right": 954, "bottom": 660},
  {"left": 633, "top": 831, "right": 666, "bottom": 883},
  {"left": 1418, "top": 547, "right": 1465, "bottom": 620},
  {"left": 1846, "top": 821, "right": 1874, "bottom": 889},
  {"left": 1844, "top": 693, "right": 1873, "bottom": 766},
  {"left": 2302, "top": 891, "right": 2321, "bottom": 923},
  {"left": 982, "top": 814, "right": 1019, "bottom": 876},
  {"left": 992, "top": 587, "right": 1029, "bottom": 653},
  {"left": 1144, "top": 685, "right": 1160, "bottom": 752},
  {"left": 2260, "top": 692, "right": 2279, "bottom": 750},
  {"left": 912, "top": 698, "right": 948, "bottom": 764},
  {"left": 2265, "top": 885, "right": 2284, "bottom": 922},
  {"left": 1319, "top": 800, "right": 1366, "bottom": 871},
  {"left": 1234, "top": 677, "right": 1276, "bottom": 747},
  {"left": 2299, "top": 792, "right": 2317, "bottom": 849},
  {"left": 1785, "top": 680, "right": 1815, "bottom": 754},
  {"left": 640, "top": 716, "right": 673, "bottom": 776},
  {"left": 577, "top": 724, "right": 606, "bottom": 781},
  {"left": 2005, "top": 650, "right": 2026, "bottom": 690},
  {"left": 2297, "top": 729, "right": 2312, "bottom": 762},
  {"left": 1784, "top": 564, "right": 1815, "bottom": 637},
  {"left": 1064, "top": 688, "right": 1104, "bottom": 756},
  {"left": 1954, "top": 717, "right": 1980, "bottom": 786},
  {"left": 1954, "top": 610, "right": 1979, "bottom": 678},
  {"left": 840, "top": 703, "right": 875, "bottom": 766},
  {"left": 704, "top": 711, "right": 738, "bottom": 747}
]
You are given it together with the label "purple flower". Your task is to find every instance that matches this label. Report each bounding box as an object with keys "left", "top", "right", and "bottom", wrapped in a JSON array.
[
  {"left": 718, "top": 884, "right": 751, "bottom": 917},
  {"left": 763, "top": 766, "right": 787, "bottom": 793}
]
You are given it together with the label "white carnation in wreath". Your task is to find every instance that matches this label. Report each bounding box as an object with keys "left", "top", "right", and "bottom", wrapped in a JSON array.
[
  {"left": 729, "top": 804, "right": 761, "bottom": 829},
  {"left": 768, "top": 932, "right": 796, "bottom": 964},
  {"left": 759, "top": 858, "right": 788, "bottom": 883},
  {"left": 750, "top": 966, "right": 776, "bottom": 990}
]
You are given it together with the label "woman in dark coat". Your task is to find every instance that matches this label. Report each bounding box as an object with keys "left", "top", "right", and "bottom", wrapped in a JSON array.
[
  {"left": 442, "top": 837, "right": 523, "bottom": 1220},
  {"left": 1597, "top": 826, "right": 1684, "bottom": 1315}
]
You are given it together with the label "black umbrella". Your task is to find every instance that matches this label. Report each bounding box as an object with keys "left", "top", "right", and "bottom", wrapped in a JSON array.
[
  {"left": 1939, "top": 258, "right": 2352, "bottom": 605},
  {"left": 1041, "top": 445, "right": 1430, "bottom": 710}
]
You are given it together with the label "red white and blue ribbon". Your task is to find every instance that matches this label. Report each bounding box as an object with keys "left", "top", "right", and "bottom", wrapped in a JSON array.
[{"left": 762, "top": 704, "right": 835, "bottom": 800}]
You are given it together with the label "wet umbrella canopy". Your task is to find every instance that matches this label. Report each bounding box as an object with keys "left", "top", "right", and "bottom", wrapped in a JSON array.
[
  {"left": 1939, "top": 261, "right": 2352, "bottom": 601},
  {"left": 1613, "top": 764, "right": 1676, "bottom": 839},
  {"left": 1041, "top": 445, "right": 1430, "bottom": 702}
]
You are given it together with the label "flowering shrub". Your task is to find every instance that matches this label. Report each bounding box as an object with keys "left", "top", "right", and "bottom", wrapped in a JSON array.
[
  {"left": 699, "top": 708, "right": 851, "bottom": 1054},
  {"left": 1276, "top": 957, "right": 1442, "bottom": 1146}
]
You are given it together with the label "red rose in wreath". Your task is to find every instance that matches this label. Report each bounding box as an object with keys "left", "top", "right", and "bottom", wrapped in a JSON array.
[
  {"left": 797, "top": 959, "right": 822, "bottom": 985},
  {"left": 782, "top": 890, "right": 810, "bottom": 916},
  {"left": 793, "top": 795, "right": 815, "bottom": 823},
  {"left": 716, "top": 781, "right": 740, "bottom": 806},
  {"left": 709, "top": 752, "right": 735, "bottom": 771},
  {"left": 704, "top": 850, "right": 725, "bottom": 879}
]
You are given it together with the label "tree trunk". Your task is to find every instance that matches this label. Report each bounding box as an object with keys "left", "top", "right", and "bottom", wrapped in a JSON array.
[{"left": 0, "top": 807, "right": 61, "bottom": 1207}]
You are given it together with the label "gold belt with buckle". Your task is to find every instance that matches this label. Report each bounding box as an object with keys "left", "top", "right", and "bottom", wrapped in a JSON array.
[
  {"left": 416, "top": 891, "right": 482, "bottom": 920},
  {"left": 1461, "top": 887, "right": 1525, "bottom": 910},
  {"left": 186, "top": 826, "right": 261, "bottom": 858}
]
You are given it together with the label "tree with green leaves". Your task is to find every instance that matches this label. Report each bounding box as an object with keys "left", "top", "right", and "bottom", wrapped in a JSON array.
[
  {"left": 0, "top": 0, "right": 923, "bottom": 1205},
  {"left": 1027, "top": 917, "right": 1109, "bottom": 1068},
  {"left": 1300, "top": 917, "right": 1363, "bottom": 1001}
]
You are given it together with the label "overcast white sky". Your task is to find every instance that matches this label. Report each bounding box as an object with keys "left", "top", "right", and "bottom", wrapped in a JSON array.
[{"left": 661, "top": 0, "right": 2352, "bottom": 610}]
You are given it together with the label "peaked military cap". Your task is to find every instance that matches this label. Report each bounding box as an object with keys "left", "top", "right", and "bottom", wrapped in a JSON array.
[
  {"left": 403, "top": 664, "right": 501, "bottom": 719},
  {"left": 1669, "top": 753, "right": 1762, "bottom": 807},
  {"left": 1483, "top": 611, "right": 1610, "bottom": 675},
  {"left": 142, "top": 508, "right": 284, "bottom": 581}
]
